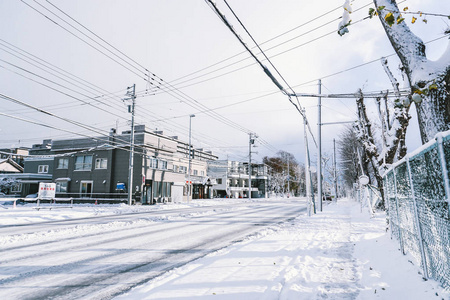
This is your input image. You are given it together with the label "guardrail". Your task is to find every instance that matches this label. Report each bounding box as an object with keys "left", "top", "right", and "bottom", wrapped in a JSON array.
[
  {"left": 0, "top": 194, "right": 128, "bottom": 209},
  {"left": 383, "top": 130, "right": 449, "bottom": 289},
  {"left": 0, "top": 198, "right": 22, "bottom": 209},
  {"left": 28, "top": 198, "right": 74, "bottom": 210}
]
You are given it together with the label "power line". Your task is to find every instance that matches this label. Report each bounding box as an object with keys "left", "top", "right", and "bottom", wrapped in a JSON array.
[
  {"left": 0, "top": 62, "right": 127, "bottom": 120},
  {"left": 159, "top": 1, "right": 373, "bottom": 92},
  {"left": 168, "top": 3, "right": 347, "bottom": 86},
  {"left": 20, "top": 0, "right": 150, "bottom": 82},
  {"left": 0, "top": 40, "right": 246, "bottom": 158},
  {"left": 17, "top": 0, "right": 290, "bottom": 155},
  {"left": 205, "top": 0, "right": 317, "bottom": 146}
]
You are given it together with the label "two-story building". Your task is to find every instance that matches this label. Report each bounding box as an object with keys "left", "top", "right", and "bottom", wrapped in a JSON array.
[
  {"left": 207, "top": 160, "right": 270, "bottom": 198},
  {"left": 0, "top": 141, "right": 55, "bottom": 196},
  {"left": 23, "top": 125, "right": 217, "bottom": 203}
]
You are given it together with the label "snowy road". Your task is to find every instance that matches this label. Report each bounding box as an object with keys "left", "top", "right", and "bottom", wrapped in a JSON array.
[{"left": 0, "top": 199, "right": 306, "bottom": 300}]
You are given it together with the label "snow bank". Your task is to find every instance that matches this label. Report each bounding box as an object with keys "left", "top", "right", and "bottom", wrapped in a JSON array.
[{"left": 0, "top": 198, "right": 251, "bottom": 226}]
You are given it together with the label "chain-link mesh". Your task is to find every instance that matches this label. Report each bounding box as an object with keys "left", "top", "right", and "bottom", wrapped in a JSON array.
[
  {"left": 383, "top": 131, "right": 450, "bottom": 290},
  {"left": 384, "top": 172, "right": 401, "bottom": 242},
  {"left": 395, "top": 164, "right": 424, "bottom": 266}
]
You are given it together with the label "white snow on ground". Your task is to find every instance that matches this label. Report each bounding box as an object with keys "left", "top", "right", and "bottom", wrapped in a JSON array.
[
  {"left": 0, "top": 198, "right": 448, "bottom": 299},
  {"left": 115, "top": 198, "right": 448, "bottom": 300},
  {"left": 0, "top": 198, "right": 249, "bottom": 226}
]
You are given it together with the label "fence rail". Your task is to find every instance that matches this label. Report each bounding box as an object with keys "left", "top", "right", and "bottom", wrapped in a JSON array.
[{"left": 383, "top": 130, "right": 450, "bottom": 290}]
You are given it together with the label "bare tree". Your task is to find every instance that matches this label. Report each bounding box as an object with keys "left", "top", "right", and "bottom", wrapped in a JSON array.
[
  {"left": 337, "top": 126, "right": 361, "bottom": 190},
  {"left": 263, "top": 151, "right": 304, "bottom": 196}
]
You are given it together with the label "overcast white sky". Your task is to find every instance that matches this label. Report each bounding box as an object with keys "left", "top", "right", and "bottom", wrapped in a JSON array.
[{"left": 0, "top": 0, "right": 448, "bottom": 164}]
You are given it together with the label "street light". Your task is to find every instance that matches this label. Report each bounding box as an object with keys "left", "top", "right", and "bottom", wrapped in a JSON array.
[{"left": 188, "top": 114, "right": 195, "bottom": 203}]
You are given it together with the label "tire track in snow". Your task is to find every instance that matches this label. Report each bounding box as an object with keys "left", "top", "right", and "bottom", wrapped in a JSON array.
[{"left": 0, "top": 201, "right": 306, "bottom": 299}]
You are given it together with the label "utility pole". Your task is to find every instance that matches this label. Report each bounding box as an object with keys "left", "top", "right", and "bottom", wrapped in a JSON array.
[
  {"left": 303, "top": 108, "right": 315, "bottom": 215},
  {"left": 125, "top": 84, "right": 136, "bottom": 206},
  {"left": 188, "top": 114, "right": 195, "bottom": 203},
  {"left": 317, "top": 79, "right": 323, "bottom": 211},
  {"left": 333, "top": 138, "right": 338, "bottom": 200},
  {"left": 287, "top": 155, "right": 290, "bottom": 196},
  {"left": 248, "top": 133, "right": 257, "bottom": 200}
]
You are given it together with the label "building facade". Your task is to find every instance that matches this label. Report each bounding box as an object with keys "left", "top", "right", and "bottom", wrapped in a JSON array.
[
  {"left": 22, "top": 125, "right": 217, "bottom": 203},
  {"left": 207, "top": 160, "right": 270, "bottom": 198}
]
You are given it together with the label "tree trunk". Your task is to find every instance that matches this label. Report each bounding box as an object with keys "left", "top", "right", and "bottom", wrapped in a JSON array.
[
  {"left": 355, "top": 94, "right": 385, "bottom": 208},
  {"left": 415, "top": 72, "right": 450, "bottom": 143},
  {"left": 374, "top": 0, "right": 450, "bottom": 143}
]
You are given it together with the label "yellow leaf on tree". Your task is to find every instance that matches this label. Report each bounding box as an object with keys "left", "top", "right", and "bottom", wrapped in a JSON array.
[
  {"left": 403, "top": 7, "right": 408, "bottom": 11},
  {"left": 412, "top": 16, "right": 417, "bottom": 24},
  {"left": 384, "top": 12, "right": 395, "bottom": 26}
]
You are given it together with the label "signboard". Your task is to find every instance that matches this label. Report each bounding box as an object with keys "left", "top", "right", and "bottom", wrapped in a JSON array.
[
  {"left": 38, "top": 182, "right": 56, "bottom": 199},
  {"left": 116, "top": 183, "right": 126, "bottom": 191}
]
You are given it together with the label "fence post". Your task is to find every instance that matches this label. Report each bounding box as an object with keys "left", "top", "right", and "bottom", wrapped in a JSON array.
[
  {"left": 436, "top": 133, "right": 450, "bottom": 279},
  {"left": 384, "top": 173, "right": 394, "bottom": 240},
  {"left": 359, "top": 187, "right": 362, "bottom": 213},
  {"left": 406, "top": 156, "right": 429, "bottom": 279},
  {"left": 436, "top": 134, "right": 450, "bottom": 216},
  {"left": 392, "top": 167, "right": 405, "bottom": 255}
]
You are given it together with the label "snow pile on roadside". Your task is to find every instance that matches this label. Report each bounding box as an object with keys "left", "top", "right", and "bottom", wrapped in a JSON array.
[
  {"left": 116, "top": 198, "right": 448, "bottom": 300},
  {"left": 0, "top": 198, "right": 250, "bottom": 225}
]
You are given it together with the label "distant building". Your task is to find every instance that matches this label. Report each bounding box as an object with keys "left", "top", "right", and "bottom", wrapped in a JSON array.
[
  {"left": 0, "top": 157, "right": 52, "bottom": 196},
  {"left": 22, "top": 125, "right": 217, "bottom": 203},
  {"left": 0, "top": 147, "right": 29, "bottom": 167},
  {"left": 207, "top": 160, "right": 270, "bottom": 198},
  {"left": 0, "top": 158, "right": 24, "bottom": 174}
]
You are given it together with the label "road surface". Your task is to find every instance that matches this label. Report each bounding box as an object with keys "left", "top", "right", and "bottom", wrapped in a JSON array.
[{"left": 0, "top": 199, "right": 306, "bottom": 299}]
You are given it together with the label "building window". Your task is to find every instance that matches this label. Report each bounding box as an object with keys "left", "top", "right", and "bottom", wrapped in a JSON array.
[
  {"left": 95, "top": 158, "right": 108, "bottom": 169},
  {"left": 159, "top": 160, "right": 168, "bottom": 170},
  {"left": 58, "top": 158, "right": 69, "bottom": 169},
  {"left": 75, "top": 155, "right": 92, "bottom": 171},
  {"left": 150, "top": 158, "right": 158, "bottom": 169},
  {"left": 11, "top": 183, "right": 22, "bottom": 193},
  {"left": 56, "top": 181, "right": 68, "bottom": 193},
  {"left": 173, "top": 165, "right": 179, "bottom": 172},
  {"left": 217, "top": 178, "right": 222, "bottom": 184},
  {"left": 193, "top": 170, "right": 198, "bottom": 176},
  {"left": 201, "top": 171, "right": 205, "bottom": 176},
  {"left": 38, "top": 165, "right": 49, "bottom": 173}
]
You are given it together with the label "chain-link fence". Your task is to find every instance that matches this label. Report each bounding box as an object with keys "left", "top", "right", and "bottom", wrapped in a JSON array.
[{"left": 383, "top": 130, "right": 450, "bottom": 290}]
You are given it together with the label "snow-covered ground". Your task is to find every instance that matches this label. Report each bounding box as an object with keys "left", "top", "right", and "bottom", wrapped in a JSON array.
[
  {"left": 0, "top": 197, "right": 448, "bottom": 299},
  {"left": 0, "top": 198, "right": 248, "bottom": 226},
  {"left": 116, "top": 198, "right": 448, "bottom": 300}
]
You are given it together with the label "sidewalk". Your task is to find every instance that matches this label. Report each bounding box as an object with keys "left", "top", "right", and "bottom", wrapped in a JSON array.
[{"left": 116, "top": 198, "right": 448, "bottom": 300}]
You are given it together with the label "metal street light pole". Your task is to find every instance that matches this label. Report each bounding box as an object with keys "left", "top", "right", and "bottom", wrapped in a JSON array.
[{"left": 188, "top": 114, "right": 195, "bottom": 203}]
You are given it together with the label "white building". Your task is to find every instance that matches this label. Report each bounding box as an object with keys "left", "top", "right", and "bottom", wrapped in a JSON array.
[{"left": 207, "top": 160, "right": 269, "bottom": 198}]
